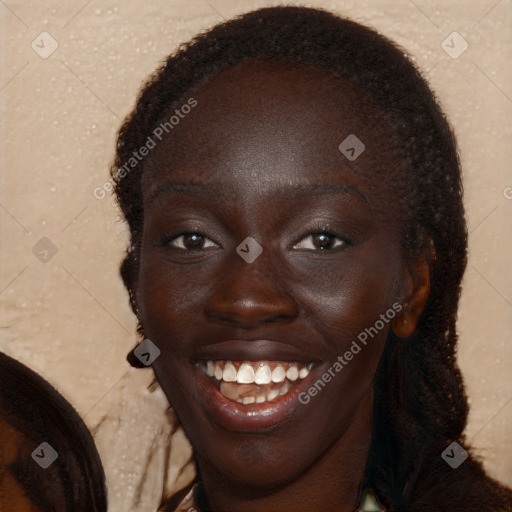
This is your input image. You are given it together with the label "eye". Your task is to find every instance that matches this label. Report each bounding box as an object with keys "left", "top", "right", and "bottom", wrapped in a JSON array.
[
  {"left": 293, "top": 231, "right": 349, "bottom": 251},
  {"left": 160, "top": 231, "right": 218, "bottom": 252}
]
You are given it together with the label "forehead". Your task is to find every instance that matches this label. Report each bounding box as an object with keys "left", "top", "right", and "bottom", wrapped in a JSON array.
[{"left": 142, "top": 59, "right": 400, "bottom": 207}]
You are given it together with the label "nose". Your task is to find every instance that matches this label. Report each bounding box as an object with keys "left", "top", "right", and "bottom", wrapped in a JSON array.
[{"left": 204, "top": 250, "right": 298, "bottom": 329}]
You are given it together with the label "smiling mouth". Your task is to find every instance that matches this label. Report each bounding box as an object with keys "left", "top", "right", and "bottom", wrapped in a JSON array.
[{"left": 197, "top": 360, "right": 314, "bottom": 404}]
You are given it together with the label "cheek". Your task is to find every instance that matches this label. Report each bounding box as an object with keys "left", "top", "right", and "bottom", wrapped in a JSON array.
[
  {"left": 136, "top": 257, "right": 193, "bottom": 397},
  {"left": 291, "top": 240, "right": 401, "bottom": 344},
  {"left": 287, "top": 240, "right": 401, "bottom": 400},
  {"left": 137, "top": 249, "right": 202, "bottom": 336}
]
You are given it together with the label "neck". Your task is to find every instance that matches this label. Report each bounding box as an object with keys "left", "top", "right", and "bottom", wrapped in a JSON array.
[{"left": 198, "top": 390, "right": 374, "bottom": 512}]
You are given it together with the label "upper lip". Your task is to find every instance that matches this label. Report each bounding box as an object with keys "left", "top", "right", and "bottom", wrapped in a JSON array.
[{"left": 193, "top": 339, "right": 319, "bottom": 364}]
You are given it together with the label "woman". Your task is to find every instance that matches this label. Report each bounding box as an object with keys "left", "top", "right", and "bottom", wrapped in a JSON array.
[
  {"left": 0, "top": 351, "right": 108, "bottom": 511},
  {"left": 113, "top": 6, "right": 511, "bottom": 511}
]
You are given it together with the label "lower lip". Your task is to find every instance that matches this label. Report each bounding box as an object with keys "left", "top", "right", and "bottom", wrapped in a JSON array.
[{"left": 194, "top": 367, "right": 315, "bottom": 432}]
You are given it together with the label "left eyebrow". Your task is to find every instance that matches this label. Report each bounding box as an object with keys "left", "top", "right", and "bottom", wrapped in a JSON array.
[{"left": 275, "top": 182, "right": 369, "bottom": 208}]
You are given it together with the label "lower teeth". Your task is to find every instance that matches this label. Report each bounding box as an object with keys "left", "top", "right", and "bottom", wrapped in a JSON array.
[{"left": 219, "top": 381, "right": 291, "bottom": 404}]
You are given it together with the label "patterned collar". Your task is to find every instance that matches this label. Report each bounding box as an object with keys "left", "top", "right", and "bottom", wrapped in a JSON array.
[{"left": 167, "top": 484, "right": 386, "bottom": 512}]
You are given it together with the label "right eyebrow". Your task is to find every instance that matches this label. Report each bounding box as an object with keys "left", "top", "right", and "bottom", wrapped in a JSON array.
[{"left": 146, "top": 181, "right": 219, "bottom": 203}]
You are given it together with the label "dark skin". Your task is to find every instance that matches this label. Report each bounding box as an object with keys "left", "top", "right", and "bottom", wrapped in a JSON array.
[{"left": 135, "top": 60, "right": 430, "bottom": 512}]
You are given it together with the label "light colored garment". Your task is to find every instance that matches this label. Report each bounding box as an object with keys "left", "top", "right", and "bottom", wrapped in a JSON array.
[{"left": 90, "top": 368, "right": 195, "bottom": 512}]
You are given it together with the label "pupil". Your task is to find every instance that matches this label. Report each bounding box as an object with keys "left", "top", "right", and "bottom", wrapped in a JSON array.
[
  {"left": 184, "top": 234, "right": 204, "bottom": 250},
  {"left": 316, "top": 234, "right": 332, "bottom": 250}
]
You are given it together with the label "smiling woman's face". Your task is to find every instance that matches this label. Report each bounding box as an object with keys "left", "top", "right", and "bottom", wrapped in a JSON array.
[{"left": 136, "top": 60, "right": 410, "bottom": 489}]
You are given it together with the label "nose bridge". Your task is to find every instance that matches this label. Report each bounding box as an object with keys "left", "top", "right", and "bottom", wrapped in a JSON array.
[{"left": 204, "top": 242, "right": 297, "bottom": 327}]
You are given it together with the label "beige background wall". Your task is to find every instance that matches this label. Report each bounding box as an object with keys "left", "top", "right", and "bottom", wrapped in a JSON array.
[{"left": 1, "top": 1, "right": 511, "bottom": 510}]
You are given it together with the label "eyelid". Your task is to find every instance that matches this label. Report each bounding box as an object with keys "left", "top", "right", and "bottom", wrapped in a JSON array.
[
  {"left": 157, "top": 230, "right": 219, "bottom": 251},
  {"left": 292, "top": 231, "right": 349, "bottom": 251},
  {"left": 176, "top": 234, "right": 217, "bottom": 250}
]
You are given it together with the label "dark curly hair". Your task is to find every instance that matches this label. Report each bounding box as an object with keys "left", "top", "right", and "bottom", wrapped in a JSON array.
[{"left": 110, "top": 6, "right": 511, "bottom": 511}]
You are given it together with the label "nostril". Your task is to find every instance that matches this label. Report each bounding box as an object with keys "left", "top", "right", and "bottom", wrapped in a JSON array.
[
  {"left": 204, "top": 312, "right": 238, "bottom": 325},
  {"left": 203, "top": 287, "right": 298, "bottom": 327},
  {"left": 270, "top": 313, "right": 297, "bottom": 324},
  {"left": 205, "top": 311, "right": 296, "bottom": 329}
]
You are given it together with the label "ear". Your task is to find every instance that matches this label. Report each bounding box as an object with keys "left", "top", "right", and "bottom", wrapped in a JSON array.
[
  {"left": 120, "top": 246, "right": 141, "bottom": 319},
  {"left": 391, "top": 256, "right": 430, "bottom": 338}
]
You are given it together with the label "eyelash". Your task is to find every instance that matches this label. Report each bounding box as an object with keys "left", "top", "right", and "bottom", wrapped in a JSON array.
[
  {"left": 157, "top": 225, "right": 352, "bottom": 253},
  {"left": 296, "top": 225, "right": 352, "bottom": 251},
  {"left": 157, "top": 231, "right": 218, "bottom": 252}
]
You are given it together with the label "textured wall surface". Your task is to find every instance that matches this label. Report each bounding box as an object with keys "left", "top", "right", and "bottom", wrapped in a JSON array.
[{"left": 1, "top": 1, "right": 511, "bottom": 510}]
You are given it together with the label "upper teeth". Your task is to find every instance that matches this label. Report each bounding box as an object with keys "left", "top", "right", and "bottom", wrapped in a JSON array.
[{"left": 202, "top": 360, "right": 312, "bottom": 385}]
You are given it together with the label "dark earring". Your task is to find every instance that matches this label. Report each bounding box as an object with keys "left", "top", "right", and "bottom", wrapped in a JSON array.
[{"left": 126, "top": 322, "right": 147, "bottom": 368}]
